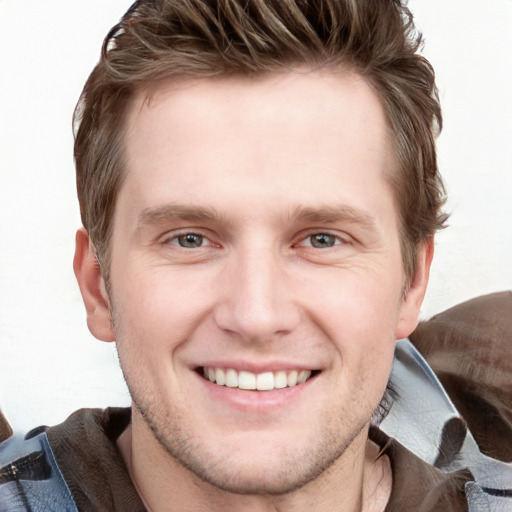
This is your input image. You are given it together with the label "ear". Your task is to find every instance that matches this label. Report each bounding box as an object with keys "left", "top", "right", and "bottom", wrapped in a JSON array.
[
  {"left": 395, "top": 238, "right": 434, "bottom": 339},
  {"left": 73, "top": 227, "right": 116, "bottom": 342}
]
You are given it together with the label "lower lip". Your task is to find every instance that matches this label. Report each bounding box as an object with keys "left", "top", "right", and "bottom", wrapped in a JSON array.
[{"left": 195, "top": 371, "right": 318, "bottom": 412}]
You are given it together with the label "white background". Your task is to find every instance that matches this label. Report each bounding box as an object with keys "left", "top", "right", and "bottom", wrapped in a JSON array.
[{"left": 1, "top": 0, "right": 511, "bottom": 433}]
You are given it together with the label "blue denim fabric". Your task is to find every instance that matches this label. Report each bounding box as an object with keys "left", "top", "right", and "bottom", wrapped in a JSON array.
[{"left": 0, "top": 430, "right": 77, "bottom": 511}]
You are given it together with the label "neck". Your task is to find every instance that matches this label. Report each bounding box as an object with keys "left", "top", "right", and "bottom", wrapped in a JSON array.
[{"left": 117, "top": 408, "right": 391, "bottom": 512}]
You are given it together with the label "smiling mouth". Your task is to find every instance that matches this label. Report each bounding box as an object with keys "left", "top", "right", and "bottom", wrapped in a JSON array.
[{"left": 199, "top": 367, "right": 318, "bottom": 391}]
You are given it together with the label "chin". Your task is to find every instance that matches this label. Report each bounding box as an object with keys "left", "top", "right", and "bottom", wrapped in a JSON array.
[
  {"left": 137, "top": 399, "right": 367, "bottom": 497},
  {"left": 163, "top": 442, "right": 343, "bottom": 496}
]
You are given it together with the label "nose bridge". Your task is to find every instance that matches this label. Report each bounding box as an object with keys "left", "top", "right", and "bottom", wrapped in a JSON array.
[{"left": 214, "top": 243, "right": 300, "bottom": 341}]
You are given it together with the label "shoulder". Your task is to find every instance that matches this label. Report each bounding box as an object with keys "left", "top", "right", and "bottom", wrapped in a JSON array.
[
  {"left": 0, "top": 407, "right": 144, "bottom": 512},
  {"left": 370, "top": 427, "right": 471, "bottom": 512},
  {"left": 410, "top": 291, "right": 512, "bottom": 461},
  {"left": 0, "top": 427, "right": 78, "bottom": 511},
  {"left": 377, "top": 292, "right": 512, "bottom": 511},
  {"left": 45, "top": 407, "right": 145, "bottom": 511}
]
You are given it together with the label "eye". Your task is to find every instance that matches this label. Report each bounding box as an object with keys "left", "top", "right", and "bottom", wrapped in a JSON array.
[
  {"left": 173, "top": 233, "right": 206, "bottom": 248},
  {"left": 300, "top": 233, "right": 341, "bottom": 249}
]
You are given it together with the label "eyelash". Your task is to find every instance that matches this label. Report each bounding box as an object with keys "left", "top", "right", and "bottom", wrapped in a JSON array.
[
  {"left": 162, "top": 231, "right": 213, "bottom": 249},
  {"left": 161, "top": 230, "right": 347, "bottom": 250},
  {"left": 295, "top": 232, "right": 345, "bottom": 249}
]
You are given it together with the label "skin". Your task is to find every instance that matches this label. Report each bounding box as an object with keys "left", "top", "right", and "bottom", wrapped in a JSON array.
[{"left": 74, "top": 69, "right": 432, "bottom": 511}]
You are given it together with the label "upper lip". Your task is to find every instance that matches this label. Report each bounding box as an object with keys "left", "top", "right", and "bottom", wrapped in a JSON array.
[{"left": 193, "top": 361, "right": 321, "bottom": 373}]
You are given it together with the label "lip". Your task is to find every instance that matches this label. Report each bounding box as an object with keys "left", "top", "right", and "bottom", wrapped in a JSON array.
[
  {"left": 193, "top": 367, "right": 320, "bottom": 413},
  {"left": 192, "top": 360, "right": 319, "bottom": 374}
]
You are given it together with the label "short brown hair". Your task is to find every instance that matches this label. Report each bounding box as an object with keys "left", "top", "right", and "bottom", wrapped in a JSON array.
[{"left": 74, "top": 0, "right": 447, "bottom": 283}]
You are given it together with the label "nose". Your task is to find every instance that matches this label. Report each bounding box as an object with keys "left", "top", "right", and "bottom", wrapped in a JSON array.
[{"left": 213, "top": 248, "right": 301, "bottom": 343}]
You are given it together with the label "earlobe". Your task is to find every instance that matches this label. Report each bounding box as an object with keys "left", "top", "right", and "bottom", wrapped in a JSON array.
[
  {"left": 395, "top": 239, "right": 434, "bottom": 339},
  {"left": 73, "top": 227, "right": 116, "bottom": 342}
]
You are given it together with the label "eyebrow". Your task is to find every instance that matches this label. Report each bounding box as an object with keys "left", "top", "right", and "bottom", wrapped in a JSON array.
[
  {"left": 291, "top": 205, "right": 378, "bottom": 231},
  {"left": 138, "top": 203, "right": 378, "bottom": 230},
  {"left": 137, "top": 203, "right": 225, "bottom": 227}
]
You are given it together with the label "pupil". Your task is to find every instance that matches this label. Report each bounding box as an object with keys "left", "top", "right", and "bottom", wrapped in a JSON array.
[
  {"left": 179, "top": 234, "right": 203, "bottom": 248},
  {"left": 311, "top": 234, "right": 334, "bottom": 248}
]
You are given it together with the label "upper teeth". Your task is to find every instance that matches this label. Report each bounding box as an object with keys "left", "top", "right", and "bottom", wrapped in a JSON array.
[{"left": 203, "top": 368, "right": 312, "bottom": 391}]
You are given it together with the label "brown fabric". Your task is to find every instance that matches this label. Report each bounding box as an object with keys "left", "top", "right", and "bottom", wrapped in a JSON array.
[
  {"left": 47, "top": 407, "right": 145, "bottom": 512},
  {"left": 45, "top": 408, "right": 472, "bottom": 512},
  {"left": 410, "top": 291, "right": 512, "bottom": 462},
  {"left": 370, "top": 429, "right": 471, "bottom": 512},
  {"left": 0, "top": 409, "right": 12, "bottom": 443}
]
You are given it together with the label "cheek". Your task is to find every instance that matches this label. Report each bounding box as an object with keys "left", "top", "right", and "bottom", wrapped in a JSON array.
[
  {"left": 308, "top": 270, "right": 400, "bottom": 387},
  {"left": 351, "top": 346, "right": 395, "bottom": 420},
  {"left": 112, "top": 263, "right": 215, "bottom": 338},
  {"left": 306, "top": 268, "right": 403, "bottom": 333}
]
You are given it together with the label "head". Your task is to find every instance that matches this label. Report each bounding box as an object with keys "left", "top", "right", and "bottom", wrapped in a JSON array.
[
  {"left": 74, "top": 0, "right": 446, "bottom": 286},
  {"left": 73, "top": 0, "right": 446, "bottom": 501}
]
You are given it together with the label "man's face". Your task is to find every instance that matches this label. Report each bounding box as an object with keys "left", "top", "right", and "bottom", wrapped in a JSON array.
[{"left": 100, "top": 70, "right": 428, "bottom": 493}]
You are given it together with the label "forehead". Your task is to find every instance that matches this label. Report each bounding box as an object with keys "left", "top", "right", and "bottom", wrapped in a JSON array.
[{"left": 119, "top": 69, "right": 397, "bottom": 220}]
